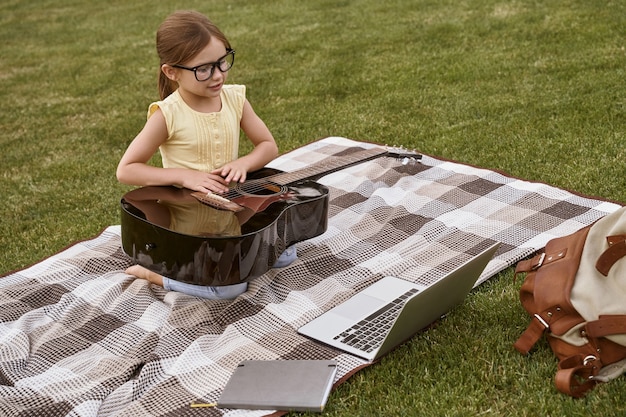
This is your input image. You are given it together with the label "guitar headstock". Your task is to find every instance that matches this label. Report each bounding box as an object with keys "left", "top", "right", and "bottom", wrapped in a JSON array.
[{"left": 383, "top": 145, "right": 423, "bottom": 165}]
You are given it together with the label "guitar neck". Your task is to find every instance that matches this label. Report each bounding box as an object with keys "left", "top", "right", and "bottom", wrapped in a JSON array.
[{"left": 267, "top": 147, "right": 389, "bottom": 185}]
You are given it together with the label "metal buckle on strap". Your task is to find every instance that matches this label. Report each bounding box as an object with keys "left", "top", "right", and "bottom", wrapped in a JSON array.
[
  {"left": 583, "top": 355, "right": 597, "bottom": 367},
  {"left": 534, "top": 314, "right": 549, "bottom": 329},
  {"left": 532, "top": 253, "right": 546, "bottom": 270}
]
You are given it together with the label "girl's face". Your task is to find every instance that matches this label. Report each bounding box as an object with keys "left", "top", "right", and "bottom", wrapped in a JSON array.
[{"left": 165, "top": 38, "right": 231, "bottom": 105}]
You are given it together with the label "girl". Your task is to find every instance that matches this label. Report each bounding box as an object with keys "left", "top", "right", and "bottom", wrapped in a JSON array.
[{"left": 117, "top": 10, "right": 295, "bottom": 299}]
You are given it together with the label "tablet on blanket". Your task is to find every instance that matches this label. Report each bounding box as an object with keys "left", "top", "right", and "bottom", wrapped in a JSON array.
[{"left": 217, "top": 360, "right": 337, "bottom": 412}]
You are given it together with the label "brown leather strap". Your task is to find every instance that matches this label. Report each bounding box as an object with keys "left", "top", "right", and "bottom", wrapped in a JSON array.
[
  {"left": 585, "top": 315, "right": 626, "bottom": 338},
  {"left": 555, "top": 356, "right": 598, "bottom": 398},
  {"left": 514, "top": 253, "right": 544, "bottom": 276},
  {"left": 606, "top": 234, "right": 626, "bottom": 246},
  {"left": 513, "top": 314, "right": 548, "bottom": 355},
  {"left": 514, "top": 248, "right": 569, "bottom": 277},
  {"left": 596, "top": 237, "right": 626, "bottom": 276}
]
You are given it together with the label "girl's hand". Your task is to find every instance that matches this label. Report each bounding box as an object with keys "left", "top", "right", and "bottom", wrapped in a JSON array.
[
  {"left": 180, "top": 170, "right": 230, "bottom": 194},
  {"left": 211, "top": 159, "right": 251, "bottom": 184}
]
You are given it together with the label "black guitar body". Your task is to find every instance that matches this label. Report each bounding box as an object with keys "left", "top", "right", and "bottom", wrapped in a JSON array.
[{"left": 121, "top": 168, "right": 329, "bottom": 286}]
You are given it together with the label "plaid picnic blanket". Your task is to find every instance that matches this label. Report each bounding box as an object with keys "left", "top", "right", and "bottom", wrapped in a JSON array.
[{"left": 0, "top": 137, "right": 621, "bottom": 416}]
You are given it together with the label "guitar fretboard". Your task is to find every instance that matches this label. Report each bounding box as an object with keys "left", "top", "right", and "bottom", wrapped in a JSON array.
[{"left": 267, "top": 147, "right": 388, "bottom": 186}]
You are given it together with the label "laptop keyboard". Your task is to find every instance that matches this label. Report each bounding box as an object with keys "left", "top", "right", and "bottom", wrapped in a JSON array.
[{"left": 332, "top": 288, "right": 420, "bottom": 353}]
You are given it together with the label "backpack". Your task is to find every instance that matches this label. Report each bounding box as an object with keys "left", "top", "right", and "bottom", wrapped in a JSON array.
[{"left": 513, "top": 206, "right": 626, "bottom": 397}]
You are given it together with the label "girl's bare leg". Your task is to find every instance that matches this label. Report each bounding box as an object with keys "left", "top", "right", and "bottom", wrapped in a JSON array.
[{"left": 126, "top": 264, "right": 164, "bottom": 287}]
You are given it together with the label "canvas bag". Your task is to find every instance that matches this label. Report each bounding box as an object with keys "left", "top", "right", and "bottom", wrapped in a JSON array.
[{"left": 513, "top": 206, "right": 626, "bottom": 397}]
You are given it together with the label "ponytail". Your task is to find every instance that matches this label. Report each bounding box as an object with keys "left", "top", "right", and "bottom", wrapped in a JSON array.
[{"left": 158, "top": 70, "right": 176, "bottom": 100}]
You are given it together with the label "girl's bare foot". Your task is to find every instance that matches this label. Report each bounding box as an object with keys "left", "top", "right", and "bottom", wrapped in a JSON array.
[{"left": 126, "top": 264, "right": 165, "bottom": 287}]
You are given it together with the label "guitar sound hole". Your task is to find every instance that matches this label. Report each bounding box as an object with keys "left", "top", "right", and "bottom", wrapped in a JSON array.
[{"left": 236, "top": 181, "right": 288, "bottom": 196}]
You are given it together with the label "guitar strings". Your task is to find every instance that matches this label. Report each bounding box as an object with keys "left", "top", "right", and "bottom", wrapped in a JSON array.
[{"left": 217, "top": 148, "right": 389, "bottom": 199}]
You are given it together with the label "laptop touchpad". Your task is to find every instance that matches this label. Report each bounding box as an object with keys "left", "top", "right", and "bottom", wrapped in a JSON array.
[{"left": 332, "top": 294, "right": 386, "bottom": 320}]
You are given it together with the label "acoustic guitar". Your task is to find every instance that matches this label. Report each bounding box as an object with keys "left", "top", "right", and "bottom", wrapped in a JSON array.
[{"left": 120, "top": 146, "right": 421, "bottom": 287}]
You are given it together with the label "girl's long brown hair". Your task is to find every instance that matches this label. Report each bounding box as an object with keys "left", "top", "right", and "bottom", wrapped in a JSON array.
[{"left": 156, "top": 10, "right": 231, "bottom": 100}]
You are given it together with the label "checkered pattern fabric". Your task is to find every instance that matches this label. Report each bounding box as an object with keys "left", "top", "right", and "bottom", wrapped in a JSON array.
[{"left": 0, "top": 137, "right": 620, "bottom": 416}]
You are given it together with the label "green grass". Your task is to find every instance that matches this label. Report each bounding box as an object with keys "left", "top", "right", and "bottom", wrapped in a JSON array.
[{"left": 1, "top": 0, "right": 625, "bottom": 415}]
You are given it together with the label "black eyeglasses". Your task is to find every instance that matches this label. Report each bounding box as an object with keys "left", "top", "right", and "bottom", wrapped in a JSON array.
[{"left": 172, "top": 49, "right": 235, "bottom": 81}]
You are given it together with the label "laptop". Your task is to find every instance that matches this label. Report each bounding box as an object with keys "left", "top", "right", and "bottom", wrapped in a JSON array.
[{"left": 298, "top": 242, "right": 500, "bottom": 361}]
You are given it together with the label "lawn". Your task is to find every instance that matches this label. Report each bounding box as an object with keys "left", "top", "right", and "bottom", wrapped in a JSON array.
[{"left": 0, "top": 0, "right": 624, "bottom": 415}]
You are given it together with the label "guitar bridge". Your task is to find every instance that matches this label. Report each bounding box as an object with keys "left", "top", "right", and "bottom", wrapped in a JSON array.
[{"left": 191, "top": 192, "right": 245, "bottom": 212}]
